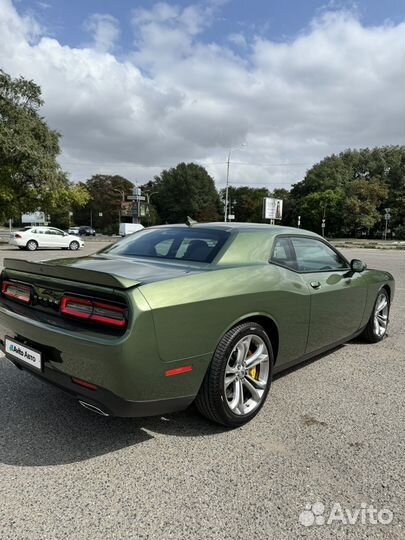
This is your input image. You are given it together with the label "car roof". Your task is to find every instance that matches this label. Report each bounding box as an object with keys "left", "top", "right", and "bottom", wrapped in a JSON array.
[{"left": 150, "top": 222, "right": 321, "bottom": 238}]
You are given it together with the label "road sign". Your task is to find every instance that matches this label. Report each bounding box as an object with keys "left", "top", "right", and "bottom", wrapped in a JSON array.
[
  {"left": 127, "top": 195, "right": 146, "bottom": 201},
  {"left": 262, "top": 198, "right": 283, "bottom": 220},
  {"left": 228, "top": 214, "right": 235, "bottom": 220}
]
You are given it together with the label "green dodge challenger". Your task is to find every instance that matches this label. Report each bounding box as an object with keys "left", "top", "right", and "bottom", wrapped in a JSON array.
[{"left": 0, "top": 223, "right": 395, "bottom": 427}]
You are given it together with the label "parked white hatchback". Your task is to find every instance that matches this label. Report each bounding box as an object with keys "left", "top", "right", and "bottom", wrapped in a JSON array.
[{"left": 9, "top": 227, "right": 84, "bottom": 251}]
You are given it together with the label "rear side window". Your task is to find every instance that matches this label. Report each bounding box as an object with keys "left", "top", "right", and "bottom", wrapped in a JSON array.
[
  {"left": 271, "top": 237, "right": 297, "bottom": 271},
  {"left": 291, "top": 237, "right": 348, "bottom": 272},
  {"left": 102, "top": 227, "right": 229, "bottom": 263}
]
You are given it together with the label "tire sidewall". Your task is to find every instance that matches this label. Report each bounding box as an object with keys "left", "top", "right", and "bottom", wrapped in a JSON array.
[{"left": 214, "top": 323, "right": 274, "bottom": 426}]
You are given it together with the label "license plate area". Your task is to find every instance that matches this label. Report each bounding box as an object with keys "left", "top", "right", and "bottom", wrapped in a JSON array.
[{"left": 5, "top": 336, "right": 42, "bottom": 371}]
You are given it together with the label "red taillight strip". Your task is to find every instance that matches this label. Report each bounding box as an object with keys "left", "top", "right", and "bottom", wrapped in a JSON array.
[
  {"left": 1, "top": 280, "right": 32, "bottom": 303},
  {"left": 60, "top": 295, "right": 127, "bottom": 327},
  {"left": 165, "top": 365, "right": 193, "bottom": 377},
  {"left": 60, "top": 296, "right": 92, "bottom": 319},
  {"left": 71, "top": 377, "right": 98, "bottom": 391}
]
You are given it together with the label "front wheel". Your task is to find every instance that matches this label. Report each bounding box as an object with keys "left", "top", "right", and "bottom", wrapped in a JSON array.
[
  {"left": 195, "top": 322, "right": 273, "bottom": 427},
  {"left": 361, "top": 288, "right": 390, "bottom": 343},
  {"left": 69, "top": 241, "right": 80, "bottom": 251}
]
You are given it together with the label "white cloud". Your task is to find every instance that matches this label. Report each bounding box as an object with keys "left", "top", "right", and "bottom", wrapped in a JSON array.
[
  {"left": 84, "top": 13, "right": 120, "bottom": 53},
  {"left": 0, "top": 0, "right": 404, "bottom": 188}
]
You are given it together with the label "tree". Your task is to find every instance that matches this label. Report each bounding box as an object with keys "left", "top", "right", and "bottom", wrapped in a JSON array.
[
  {"left": 0, "top": 69, "right": 86, "bottom": 223},
  {"left": 290, "top": 146, "right": 403, "bottom": 236},
  {"left": 151, "top": 163, "right": 221, "bottom": 223},
  {"left": 342, "top": 178, "right": 388, "bottom": 235},
  {"left": 299, "top": 189, "right": 345, "bottom": 235},
  {"left": 220, "top": 186, "right": 268, "bottom": 222},
  {"left": 73, "top": 175, "right": 133, "bottom": 234}
]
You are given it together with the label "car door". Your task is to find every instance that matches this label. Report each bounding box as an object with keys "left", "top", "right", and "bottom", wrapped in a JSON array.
[
  {"left": 290, "top": 236, "right": 367, "bottom": 353},
  {"left": 33, "top": 228, "right": 47, "bottom": 247},
  {"left": 51, "top": 228, "right": 68, "bottom": 247}
]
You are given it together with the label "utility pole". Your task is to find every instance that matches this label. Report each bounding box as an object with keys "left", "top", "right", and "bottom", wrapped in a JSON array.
[
  {"left": 224, "top": 150, "right": 231, "bottom": 222},
  {"left": 321, "top": 205, "right": 326, "bottom": 237},
  {"left": 383, "top": 208, "right": 391, "bottom": 240},
  {"left": 224, "top": 143, "right": 246, "bottom": 222}
]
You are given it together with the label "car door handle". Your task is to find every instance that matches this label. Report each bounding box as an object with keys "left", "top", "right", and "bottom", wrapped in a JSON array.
[{"left": 310, "top": 281, "right": 321, "bottom": 289}]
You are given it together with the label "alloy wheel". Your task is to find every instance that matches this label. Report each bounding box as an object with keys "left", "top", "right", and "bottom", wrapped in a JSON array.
[
  {"left": 224, "top": 334, "right": 270, "bottom": 416},
  {"left": 374, "top": 292, "right": 389, "bottom": 338}
]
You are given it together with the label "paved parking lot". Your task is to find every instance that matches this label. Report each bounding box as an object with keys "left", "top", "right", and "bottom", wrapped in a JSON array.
[{"left": 0, "top": 246, "right": 404, "bottom": 540}]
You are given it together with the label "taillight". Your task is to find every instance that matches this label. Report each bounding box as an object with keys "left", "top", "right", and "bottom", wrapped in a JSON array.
[
  {"left": 14, "top": 234, "right": 22, "bottom": 239},
  {"left": 1, "top": 281, "right": 32, "bottom": 303},
  {"left": 60, "top": 295, "right": 127, "bottom": 327}
]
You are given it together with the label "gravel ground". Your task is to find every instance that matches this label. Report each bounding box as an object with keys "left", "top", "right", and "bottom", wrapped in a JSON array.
[{"left": 0, "top": 247, "right": 404, "bottom": 540}]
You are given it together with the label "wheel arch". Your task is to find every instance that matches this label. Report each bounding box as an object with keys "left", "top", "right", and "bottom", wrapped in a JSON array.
[{"left": 220, "top": 313, "right": 280, "bottom": 363}]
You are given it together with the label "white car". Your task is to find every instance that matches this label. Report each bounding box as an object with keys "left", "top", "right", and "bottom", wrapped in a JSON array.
[{"left": 9, "top": 227, "right": 84, "bottom": 251}]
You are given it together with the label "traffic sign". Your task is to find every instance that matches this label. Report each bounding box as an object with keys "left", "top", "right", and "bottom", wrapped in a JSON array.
[{"left": 127, "top": 195, "right": 146, "bottom": 201}]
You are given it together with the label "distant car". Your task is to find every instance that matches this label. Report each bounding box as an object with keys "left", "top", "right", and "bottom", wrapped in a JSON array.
[
  {"left": 119, "top": 223, "right": 144, "bottom": 236},
  {"left": 68, "top": 227, "right": 80, "bottom": 235},
  {"left": 0, "top": 223, "right": 395, "bottom": 426},
  {"left": 78, "top": 226, "right": 96, "bottom": 236},
  {"left": 9, "top": 227, "right": 84, "bottom": 251}
]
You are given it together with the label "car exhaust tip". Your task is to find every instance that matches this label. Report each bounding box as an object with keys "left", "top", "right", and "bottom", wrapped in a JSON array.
[{"left": 78, "top": 400, "right": 109, "bottom": 417}]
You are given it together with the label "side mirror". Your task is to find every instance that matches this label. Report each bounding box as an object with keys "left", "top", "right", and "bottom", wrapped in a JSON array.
[{"left": 350, "top": 259, "right": 367, "bottom": 273}]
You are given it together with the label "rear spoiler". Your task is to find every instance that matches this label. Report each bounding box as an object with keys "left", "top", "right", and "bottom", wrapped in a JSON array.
[{"left": 2, "top": 258, "right": 139, "bottom": 290}]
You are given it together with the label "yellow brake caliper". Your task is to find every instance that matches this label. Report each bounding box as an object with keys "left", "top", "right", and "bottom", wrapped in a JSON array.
[{"left": 247, "top": 352, "right": 259, "bottom": 380}]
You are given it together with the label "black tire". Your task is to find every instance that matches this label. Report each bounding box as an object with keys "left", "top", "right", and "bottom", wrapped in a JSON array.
[
  {"left": 69, "top": 240, "right": 80, "bottom": 251},
  {"left": 26, "top": 240, "right": 38, "bottom": 251},
  {"left": 195, "top": 322, "right": 274, "bottom": 427},
  {"left": 361, "top": 288, "right": 390, "bottom": 343}
]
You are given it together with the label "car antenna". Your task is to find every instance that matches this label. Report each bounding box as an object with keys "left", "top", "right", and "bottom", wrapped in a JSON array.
[{"left": 186, "top": 216, "right": 197, "bottom": 227}]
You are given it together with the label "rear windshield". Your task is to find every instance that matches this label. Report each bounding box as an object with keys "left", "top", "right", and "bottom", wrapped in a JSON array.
[{"left": 101, "top": 227, "right": 229, "bottom": 263}]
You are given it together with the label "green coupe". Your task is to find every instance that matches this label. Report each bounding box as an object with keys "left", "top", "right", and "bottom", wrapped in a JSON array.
[{"left": 0, "top": 224, "right": 395, "bottom": 427}]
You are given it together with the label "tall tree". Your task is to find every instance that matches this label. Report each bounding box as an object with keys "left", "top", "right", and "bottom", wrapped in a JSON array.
[
  {"left": 0, "top": 69, "right": 86, "bottom": 223},
  {"left": 73, "top": 175, "right": 134, "bottom": 234},
  {"left": 290, "top": 146, "right": 404, "bottom": 236},
  {"left": 220, "top": 186, "right": 268, "bottom": 223},
  {"left": 152, "top": 163, "right": 221, "bottom": 223}
]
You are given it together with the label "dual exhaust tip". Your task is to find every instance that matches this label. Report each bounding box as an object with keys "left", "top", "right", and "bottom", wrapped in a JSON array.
[{"left": 78, "top": 400, "right": 109, "bottom": 416}]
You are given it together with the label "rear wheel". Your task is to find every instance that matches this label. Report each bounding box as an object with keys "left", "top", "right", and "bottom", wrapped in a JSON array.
[
  {"left": 361, "top": 288, "right": 390, "bottom": 343},
  {"left": 26, "top": 240, "right": 38, "bottom": 251},
  {"left": 69, "top": 240, "right": 80, "bottom": 251},
  {"left": 195, "top": 322, "right": 273, "bottom": 427}
]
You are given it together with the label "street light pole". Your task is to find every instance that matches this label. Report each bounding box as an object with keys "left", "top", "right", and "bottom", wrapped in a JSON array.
[
  {"left": 224, "top": 143, "right": 246, "bottom": 222},
  {"left": 224, "top": 150, "right": 231, "bottom": 222}
]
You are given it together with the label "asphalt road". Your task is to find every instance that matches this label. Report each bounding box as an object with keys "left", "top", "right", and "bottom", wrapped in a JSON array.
[{"left": 0, "top": 247, "right": 404, "bottom": 540}]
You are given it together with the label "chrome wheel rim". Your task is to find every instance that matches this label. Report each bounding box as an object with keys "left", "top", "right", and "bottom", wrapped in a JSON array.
[
  {"left": 27, "top": 241, "right": 36, "bottom": 251},
  {"left": 374, "top": 292, "right": 389, "bottom": 338},
  {"left": 224, "top": 334, "right": 270, "bottom": 416},
  {"left": 70, "top": 242, "right": 79, "bottom": 250}
]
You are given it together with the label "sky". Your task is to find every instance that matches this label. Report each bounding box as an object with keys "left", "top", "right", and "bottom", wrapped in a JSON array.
[{"left": 0, "top": 0, "right": 404, "bottom": 189}]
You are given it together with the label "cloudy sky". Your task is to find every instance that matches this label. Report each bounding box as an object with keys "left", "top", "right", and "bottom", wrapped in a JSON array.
[{"left": 0, "top": 0, "right": 404, "bottom": 189}]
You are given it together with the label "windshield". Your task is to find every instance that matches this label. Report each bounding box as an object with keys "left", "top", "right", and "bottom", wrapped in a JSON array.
[{"left": 101, "top": 227, "right": 229, "bottom": 263}]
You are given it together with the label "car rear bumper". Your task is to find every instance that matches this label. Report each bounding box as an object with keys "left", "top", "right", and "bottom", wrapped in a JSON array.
[{"left": 1, "top": 347, "right": 194, "bottom": 417}]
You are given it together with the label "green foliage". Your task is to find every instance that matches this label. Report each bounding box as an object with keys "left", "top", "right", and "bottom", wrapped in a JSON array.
[
  {"left": 299, "top": 189, "right": 345, "bottom": 235},
  {"left": 0, "top": 69, "right": 88, "bottom": 223},
  {"left": 291, "top": 146, "right": 404, "bottom": 237},
  {"left": 220, "top": 186, "right": 268, "bottom": 222},
  {"left": 73, "top": 175, "right": 133, "bottom": 234},
  {"left": 151, "top": 163, "right": 221, "bottom": 223}
]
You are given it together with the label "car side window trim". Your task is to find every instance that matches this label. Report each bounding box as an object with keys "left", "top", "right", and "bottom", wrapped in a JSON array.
[{"left": 270, "top": 234, "right": 350, "bottom": 274}]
